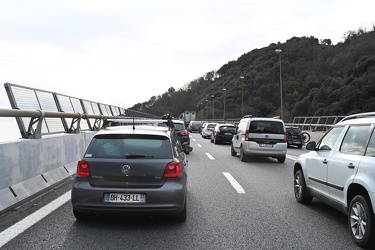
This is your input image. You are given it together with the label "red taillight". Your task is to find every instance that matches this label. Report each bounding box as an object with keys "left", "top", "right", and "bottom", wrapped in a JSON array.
[
  {"left": 284, "top": 132, "right": 287, "bottom": 143},
  {"left": 245, "top": 130, "right": 250, "bottom": 141},
  {"left": 76, "top": 160, "right": 90, "bottom": 177},
  {"left": 163, "top": 161, "right": 182, "bottom": 178},
  {"left": 179, "top": 130, "right": 189, "bottom": 136},
  {"left": 217, "top": 129, "right": 221, "bottom": 133}
]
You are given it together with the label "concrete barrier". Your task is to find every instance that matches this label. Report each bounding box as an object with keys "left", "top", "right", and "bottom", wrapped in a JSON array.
[{"left": 0, "top": 131, "right": 96, "bottom": 213}]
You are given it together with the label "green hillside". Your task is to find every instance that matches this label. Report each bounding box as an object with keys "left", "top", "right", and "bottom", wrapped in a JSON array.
[{"left": 130, "top": 28, "right": 375, "bottom": 122}]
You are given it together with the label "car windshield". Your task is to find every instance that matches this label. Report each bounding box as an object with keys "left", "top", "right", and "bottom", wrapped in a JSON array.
[{"left": 86, "top": 134, "right": 172, "bottom": 159}]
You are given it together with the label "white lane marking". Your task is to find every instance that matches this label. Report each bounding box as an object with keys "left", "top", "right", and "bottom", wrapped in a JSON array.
[
  {"left": 197, "top": 144, "right": 202, "bottom": 148},
  {"left": 0, "top": 191, "right": 71, "bottom": 248},
  {"left": 223, "top": 172, "right": 245, "bottom": 194},
  {"left": 286, "top": 154, "right": 298, "bottom": 161},
  {"left": 192, "top": 139, "right": 196, "bottom": 141},
  {"left": 205, "top": 153, "right": 215, "bottom": 160}
]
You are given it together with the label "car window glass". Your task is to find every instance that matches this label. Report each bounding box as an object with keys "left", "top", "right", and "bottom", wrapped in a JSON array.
[
  {"left": 220, "top": 126, "right": 236, "bottom": 133},
  {"left": 365, "top": 129, "right": 375, "bottom": 157},
  {"left": 318, "top": 127, "right": 344, "bottom": 150},
  {"left": 340, "top": 125, "right": 370, "bottom": 155},
  {"left": 249, "top": 121, "right": 284, "bottom": 134}
]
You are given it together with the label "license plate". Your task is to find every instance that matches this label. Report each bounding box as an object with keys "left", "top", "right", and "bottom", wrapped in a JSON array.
[
  {"left": 224, "top": 133, "right": 232, "bottom": 135},
  {"left": 259, "top": 144, "right": 273, "bottom": 148},
  {"left": 104, "top": 193, "right": 146, "bottom": 203}
]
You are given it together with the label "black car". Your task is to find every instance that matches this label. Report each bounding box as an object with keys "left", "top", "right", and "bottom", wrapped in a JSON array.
[
  {"left": 187, "top": 121, "right": 202, "bottom": 133},
  {"left": 158, "top": 119, "right": 192, "bottom": 154},
  {"left": 210, "top": 123, "right": 236, "bottom": 144},
  {"left": 286, "top": 126, "right": 304, "bottom": 148}
]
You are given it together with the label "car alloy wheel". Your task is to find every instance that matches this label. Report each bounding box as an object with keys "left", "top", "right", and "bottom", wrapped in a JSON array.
[
  {"left": 240, "top": 146, "right": 247, "bottom": 162},
  {"left": 294, "top": 170, "right": 312, "bottom": 204},
  {"left": 348, "top": 195, "right": 375, "bottom": 247}
]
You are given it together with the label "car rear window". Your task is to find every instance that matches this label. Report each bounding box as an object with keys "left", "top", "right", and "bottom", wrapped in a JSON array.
[
  {"left": 220, "top": 126, "right": 236, "bottom": 133},
  {"left": 249, "top": 121, "right": 284, "bottom": 134},
  {"left": 86, "top": 134, "right": 172, "bottom": 159},
  {"left": 207, "top": 124, "right": 216, "bottom": 129}
]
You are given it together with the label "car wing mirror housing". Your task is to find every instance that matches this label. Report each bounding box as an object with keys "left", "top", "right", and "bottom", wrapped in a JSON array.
[{"left": 305, "top": 141, "right": 316, "bottom": 150}]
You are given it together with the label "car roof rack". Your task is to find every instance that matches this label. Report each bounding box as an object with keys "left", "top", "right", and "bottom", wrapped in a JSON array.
[
  {"left": 339, "top": 112, "right": 375, "bottom": 122},
  {"left": 102, "top": 114, "right": 176, "bottom": 130}
]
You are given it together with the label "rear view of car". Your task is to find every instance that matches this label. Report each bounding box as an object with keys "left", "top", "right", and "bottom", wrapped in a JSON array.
[
  {"left": 286, "top": 126, "right": 304, "bottom": 148},
  {"left": 201, "top": 123, "right": 218, "bottom": 138},
  {"left": 71, "top": 125, "right": 187, "bottom": 222},
  {"left": 211, "top": 123, "right": 236, "bottom": 144},
  {"left": 188, "top": 121, "right": 201, "bottom": 133},
  {"left": 231, "top": 116, "right": 287, "bottom": 163}
]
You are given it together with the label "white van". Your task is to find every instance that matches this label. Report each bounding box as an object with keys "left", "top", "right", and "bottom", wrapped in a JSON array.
[{"left": 231, "top": 115, "right": 287, "bottom": 163}]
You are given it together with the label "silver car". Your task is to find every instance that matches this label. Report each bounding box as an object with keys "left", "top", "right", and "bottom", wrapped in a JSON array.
[{"left": 71, "top": 124, "right": 188, "bottom": 222}]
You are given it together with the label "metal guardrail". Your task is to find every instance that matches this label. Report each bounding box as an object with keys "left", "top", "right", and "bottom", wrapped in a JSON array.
[
  {"left": 2, "top": 83, "right": 159, "bottom": 139},
  {"left": 290, "top": 116, "right": 345, "bottom": 132}
]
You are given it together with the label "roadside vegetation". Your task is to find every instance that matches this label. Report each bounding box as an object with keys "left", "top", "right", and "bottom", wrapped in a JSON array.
[{"left": 130, "top": 27, "right": 375, "bottom": 122}]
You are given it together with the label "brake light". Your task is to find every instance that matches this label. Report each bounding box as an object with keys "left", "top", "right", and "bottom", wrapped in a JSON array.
[
  {"left": 76, "top": 160, "right": 90, "bottom": 177},
  {"left": 245, "top": 130, "right": 250, "bottom": 141},
  {"left": 179, "top": 130, "right": 189, "bottom": 136},
  {"left": 163, "top": 161, "right": 182, "bottom": 178},
  {"left": 284, "top": 132, "right": 287, "bottom": 143}
]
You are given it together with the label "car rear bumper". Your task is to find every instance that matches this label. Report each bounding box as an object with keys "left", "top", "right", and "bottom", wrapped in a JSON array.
[
  {"left": 71, "top": 178, "right": 187, "bottom": 215},
  {"left": 243, "top": 142, "right": 287, "bottom": 157}
]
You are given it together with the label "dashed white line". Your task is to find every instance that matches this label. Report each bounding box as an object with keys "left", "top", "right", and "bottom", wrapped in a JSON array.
[
  {"left": 0, "top": 191, "right": 71, "bottom": 248},
  {"left": 205, "top": 153, "right": 215, "bottom": 160},
  {"left": 223, "top": 172, "right": 245, "bottom": 194},
  {"left": 197, "top": 144, "right": 202, "bottom": 148},
  {"left": 286, "top": 154, "right": 298, "bottom": 161}
]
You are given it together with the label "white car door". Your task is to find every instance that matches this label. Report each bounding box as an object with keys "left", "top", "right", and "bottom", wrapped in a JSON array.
[
  {"left": 327, "top": 125, "right": 370, "bottom": 206},
  {"left": 306, "top": 127, "right": 345, "bottom": 197}
]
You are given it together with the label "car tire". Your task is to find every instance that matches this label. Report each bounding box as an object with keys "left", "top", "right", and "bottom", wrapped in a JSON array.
[
  {"left": 231, "top": 144, "right": 237, "bottom": 156},
  {"left": 214, "top": 137, "right": 218, "bottom": 144},
  {"left": 277, "top": 156, "right": 286, "bottom": 163},
  {"left": 240, "top": 146, "right": 247, "bottom": 162},
  {"left": 348, "top": 195, "right": 375, "bottom": 248},
  {"left": 73, "top": 209, "right": 91, "bottom": 220},
  {"left": 173, "top": 200, "right": 187, "bottom": 222},
  {"left": 297, "top": 144, "right": 303, "bottom": 148},
  {"left": 294, "top": 169, "right": 313, "bottom": 204},
  {"left": 210, "top": 136, "right": 213, "bottom": 143}
]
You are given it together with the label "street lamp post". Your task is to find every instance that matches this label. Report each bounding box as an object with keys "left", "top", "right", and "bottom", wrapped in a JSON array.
[
  {"left": 275, "top": 49, "right": 283, "bottom": 120},
  {"left": 240, "top": 76, "right": 244, "bottom": 117},
  {"left": 211, "top": 95, "right": 214, "bottom": 120},
  {"left": 206, "top": 100, "right": 208, "bottom": 120},
  {"left": 223, "top": 88, "right": 227, "bottom": 120}
]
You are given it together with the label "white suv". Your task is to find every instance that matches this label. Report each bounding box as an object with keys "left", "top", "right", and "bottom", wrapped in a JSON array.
[
  {"left": 293, "top": 112, "right": 375, "bottom": 248},
  {"left": 231, "top": 115, "right": 287, "bottom": 163}
]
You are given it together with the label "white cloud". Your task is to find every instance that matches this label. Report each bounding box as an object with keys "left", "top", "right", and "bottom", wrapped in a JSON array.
[{"left": 0, "top": 0, "right": 374, "bottom": 109}]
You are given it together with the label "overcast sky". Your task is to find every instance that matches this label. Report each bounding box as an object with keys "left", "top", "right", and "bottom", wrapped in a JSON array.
[{"left": 0, "top": 0, "right": 374, "bottom": 109}]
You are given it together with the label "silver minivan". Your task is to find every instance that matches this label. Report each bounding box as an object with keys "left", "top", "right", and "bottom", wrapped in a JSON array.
[{"left": 231, "top": 115, "right": 287, "bottom": 163}]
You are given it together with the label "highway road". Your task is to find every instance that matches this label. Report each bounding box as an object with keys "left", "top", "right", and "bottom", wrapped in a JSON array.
[{"left": 0, "top": 133, "right": 361, "bottom": 249}]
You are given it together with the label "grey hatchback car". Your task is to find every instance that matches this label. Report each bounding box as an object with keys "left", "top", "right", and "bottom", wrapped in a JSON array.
[{"left": 71, "top": 124, "right": 188, "bottom": 222}]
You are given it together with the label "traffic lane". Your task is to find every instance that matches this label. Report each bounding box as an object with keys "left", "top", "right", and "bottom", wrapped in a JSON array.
[
  {"left": 1, "top": 134, "right": 360, "bottom": 249},
  {"left": 1, "top": 139, "right": 299, "bottom": 249},
  {"left": 191, "top": 134, "right": 360, "bottom": 249}
]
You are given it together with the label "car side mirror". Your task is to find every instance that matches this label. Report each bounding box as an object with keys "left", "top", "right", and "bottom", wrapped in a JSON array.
[{"left": 305, "top": 141, "right": 316, "bottom": 150}]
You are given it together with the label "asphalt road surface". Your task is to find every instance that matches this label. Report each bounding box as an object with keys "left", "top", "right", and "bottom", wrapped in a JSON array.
[{"left": 0, "top": 133, "right": 362, "bottom": 249}]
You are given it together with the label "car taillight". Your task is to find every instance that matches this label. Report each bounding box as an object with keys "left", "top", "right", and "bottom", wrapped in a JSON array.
[
  {"left": 284, "top": 132, "right": 287, "bottom": 143},
  {"left": 245, "top": 130, "right": 250, "bottom": 141},
  {"left": 76, "top": 160, "right": 90, "bottom": 177},
  {"left": 163, "top": 161, "right": 182, "bottom": 178},
  {"left": 217, "top": 129, "right": 221, "bottom": 133},
  {"left": 179, "top": 130, "right": 189, "bottom": 136}
]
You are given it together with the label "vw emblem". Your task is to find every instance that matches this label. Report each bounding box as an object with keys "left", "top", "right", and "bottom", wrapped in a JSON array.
[
  {"left": 265, "top": 135, "right": 269, "bottom": 138},
  {"left": 121, "top": 165, "right": 131, "bottom": 174}
]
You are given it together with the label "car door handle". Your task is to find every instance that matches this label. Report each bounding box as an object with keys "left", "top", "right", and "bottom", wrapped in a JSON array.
[
  {"left": 348, "top": 163, "right": 355, "bottom": 169},
  {"left": 323, "top": 159, "right": 328, "bottom": 164}
]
